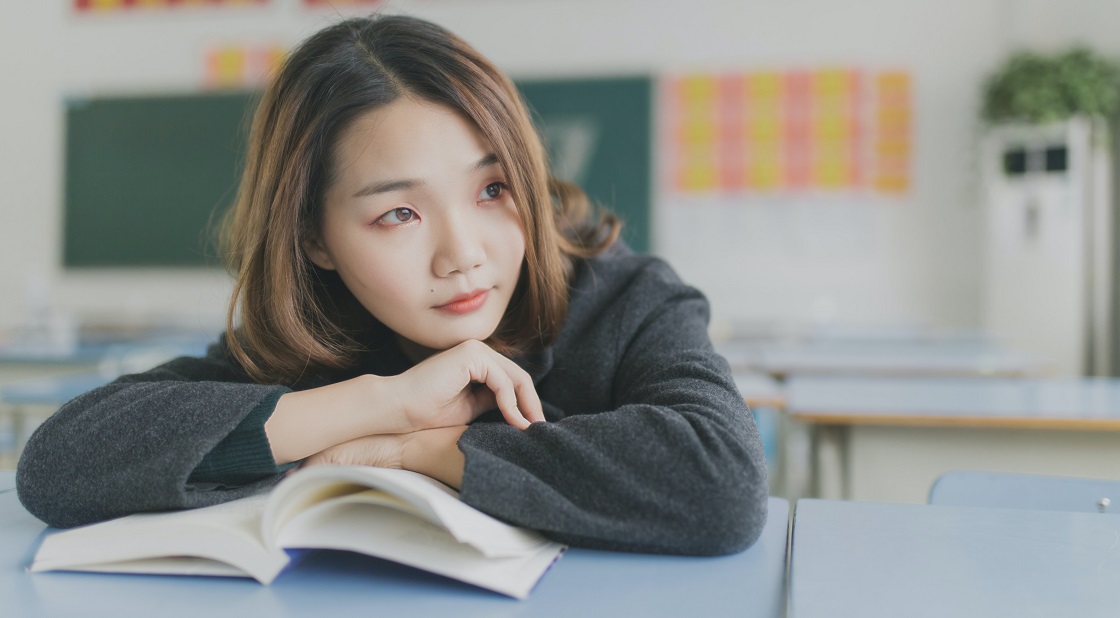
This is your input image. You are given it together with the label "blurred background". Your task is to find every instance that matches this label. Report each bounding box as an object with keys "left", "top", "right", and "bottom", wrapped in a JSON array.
[{"left": 3, "top": 0, "right": 1120, "bottom": 500}]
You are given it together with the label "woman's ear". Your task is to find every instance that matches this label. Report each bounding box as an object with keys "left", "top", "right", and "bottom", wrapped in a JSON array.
[{"left": 303, "top": 236, "right": 336, "bottom": 271}]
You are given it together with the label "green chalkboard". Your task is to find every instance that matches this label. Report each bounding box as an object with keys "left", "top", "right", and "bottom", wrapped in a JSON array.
[
  {"left": 519, "top": 77, "right": 652, "bottom": 252},
  {"left": 62, "top": 77, "right": 651, "bottom": 267},
  {"left": 63, "top": 91, "right": 255, "bottom": 267}
]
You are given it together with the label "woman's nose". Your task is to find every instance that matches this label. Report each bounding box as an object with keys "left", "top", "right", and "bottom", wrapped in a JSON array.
[{"left": 432, "top": 215, "right": 486, "bottom": 277}]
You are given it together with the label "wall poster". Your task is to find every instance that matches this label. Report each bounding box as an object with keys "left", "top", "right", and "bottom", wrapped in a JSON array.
[{"left": 663, "top": 69, "right": 911, "bottom": 196}]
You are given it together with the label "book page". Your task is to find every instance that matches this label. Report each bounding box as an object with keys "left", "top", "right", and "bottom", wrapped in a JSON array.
[
  {"left": 31, "top": 494, "right": 289, "bottom": 584},
  {"left": 275, "top": 494, "right": 563, "bottom": 599},
  {"left": 264, "top": 467, "right": 552, "bottom": 557}
]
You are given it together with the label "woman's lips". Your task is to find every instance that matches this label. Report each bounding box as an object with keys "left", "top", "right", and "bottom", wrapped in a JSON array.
[{"left": 434, "top": 289, "right": 489, "bottom": 315}]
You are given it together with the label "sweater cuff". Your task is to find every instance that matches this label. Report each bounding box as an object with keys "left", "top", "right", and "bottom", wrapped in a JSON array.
[{"left": 188, "top": 388, "right": 297, "bottom": 486}]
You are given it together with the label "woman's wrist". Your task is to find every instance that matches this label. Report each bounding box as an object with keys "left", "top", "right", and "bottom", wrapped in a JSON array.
[
  {"left": 401, "top": 425, "right": 468, "bottom": 489},
  {"left": 266, "top": 374, "right": 398, "bottom": 464}
]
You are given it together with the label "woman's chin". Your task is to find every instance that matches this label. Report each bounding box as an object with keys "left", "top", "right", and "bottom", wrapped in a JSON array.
[{"left": 395, "top": 328, "right": 499, "bottom": 361}]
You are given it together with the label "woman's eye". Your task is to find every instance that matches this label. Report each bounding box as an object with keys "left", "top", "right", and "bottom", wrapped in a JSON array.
[
  {"left": 376, "top": 207, "right": 416, "bottom": 226},
  {"left": 479, "top": 182, "right": 508, "bottom": 201}
]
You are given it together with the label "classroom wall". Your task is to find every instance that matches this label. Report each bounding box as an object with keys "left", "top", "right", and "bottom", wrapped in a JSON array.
[{"left": 0, "top": 0, "right": 1046, "bottom": 335}]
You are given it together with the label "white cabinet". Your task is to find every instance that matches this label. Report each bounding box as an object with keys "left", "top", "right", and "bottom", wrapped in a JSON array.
[{"left": 981, "top": 118, "right": 1113, "bottom": 376}]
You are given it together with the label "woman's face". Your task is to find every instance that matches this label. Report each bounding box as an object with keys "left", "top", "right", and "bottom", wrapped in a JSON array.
[{"left": 308, "top": 98, "right": 526, "bottom": 360}]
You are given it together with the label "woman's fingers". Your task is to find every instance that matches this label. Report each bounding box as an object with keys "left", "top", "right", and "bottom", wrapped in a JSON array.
[
  {"left": 501, "top": 357, "right": 544, "bottom": 424},
  {"left": 459, "top": 341, "right": 543, "bottom": 429},
  {"left": 473, "top": 359, "right": 530, "bottom": 429},
  {"left": 399, "top": 340, "right": 545, "bottom": 431},
  {"left": 465, "top": 384, "right": 498, "bottom": 417}
]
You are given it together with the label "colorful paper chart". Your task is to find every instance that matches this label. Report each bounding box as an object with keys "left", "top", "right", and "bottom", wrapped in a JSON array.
[
  {"left": 75, "top": 0, "right": 268, "bottom": 11},
  {"left": 873, "top": 72, "right": 911, "bottom": 194},
  {"left": 665, "top": 69, "right": 911, "bottom": 195},
  {"left": 303, "top": 0, "right": 382, "bottom": 5},
  {"left": 204, "top": 44, "right": 287, "bottom": 89}
]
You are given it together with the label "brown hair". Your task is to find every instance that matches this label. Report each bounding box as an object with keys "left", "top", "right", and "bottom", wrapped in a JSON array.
[{"left": 222, "top": 14, "right": 620, "bottom": 384}]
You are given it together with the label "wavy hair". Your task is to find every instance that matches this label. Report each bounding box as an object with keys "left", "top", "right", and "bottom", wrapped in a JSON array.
[{"left": 221, "top": 14, "right": 620, "bottom": 384}]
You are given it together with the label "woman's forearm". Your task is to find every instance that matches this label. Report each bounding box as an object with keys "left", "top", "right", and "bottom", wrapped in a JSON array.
[{"left": 265, "top": 374, "right": 395, "bottom": 464}]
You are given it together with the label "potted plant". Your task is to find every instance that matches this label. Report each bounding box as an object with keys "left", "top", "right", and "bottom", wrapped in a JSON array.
[{"left": 982, "top": 48, "right": 1120, "bottom": 124}]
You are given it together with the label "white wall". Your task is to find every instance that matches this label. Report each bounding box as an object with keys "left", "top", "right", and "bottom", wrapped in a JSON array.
[{"left": 0, "top": 0, "right": 1057, "bottom": 335}]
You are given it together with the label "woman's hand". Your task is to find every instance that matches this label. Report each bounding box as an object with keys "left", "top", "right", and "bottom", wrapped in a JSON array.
[
  {"left": 389, "top": 339, "right": 545, "bottom": 431},
  {"left": 300, "top": 432, "right": 406, "bottom": 469},
  {"left": 301, "top": 426, "right": 470, "bottom": 489},
  {"left": 266, "top": 339, "right": 543, "bottom": 466}
]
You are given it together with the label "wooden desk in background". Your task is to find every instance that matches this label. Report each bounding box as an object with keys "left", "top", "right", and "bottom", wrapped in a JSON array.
[
  {"left": 718, "top": 340, "right": 1044, "bottom": 380},
  {"left": 789, "top": 499, "right": 1120, "bottom": 617},
  {"left": 734, "top": 372, "right": 787, "bottom": 496},
  {"left": 788, "top": 376, "right": 1120, "bottom": 502}
]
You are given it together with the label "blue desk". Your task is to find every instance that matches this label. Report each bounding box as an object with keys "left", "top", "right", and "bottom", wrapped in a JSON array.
[
  {"left": 788, "top": 376, "right": 1120, "bottom": 502},
  {"left": 0, "top": 372, "right": 119, "bottom": 469},
  {"left": 0, "top": 342, "right": 112, "bottom": 366},
  {"left": 0, "top": 333, "right": 212, "bottom": 409},
  {"left": 789, "top": 376, "right": 1120, "bottom": 428},
  {"left": 1, "top": 472, "right": 789, "bottom": 616},
  {"left": 0, "top": 337, "right": 210, "bottom": 467},
  {"left": 0, "top": 371, "right": 114, "bottom": 408},
  {"left": 789, "top": 499, "right": 1120, "bottom": 618}
]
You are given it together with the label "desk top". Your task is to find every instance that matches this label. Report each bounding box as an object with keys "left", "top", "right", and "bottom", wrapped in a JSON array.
[
  {"left": 718, "top": 341, "right": 1042, "bottom": 379},
  {"left": 0, "top": 341, "right": 115, "bottom": 366},
  {"left": 787, "top": 376, "right": 1120, "bottom": 430},
  {"left": 0, "top": 332, "right": 212, "bottom": 367},
  {"left": 734, "top": 372, "right": 786, "bottom": 409},
  {"left": 0, "top": 371, "right": 114, "bottom": 407},
  {"left": 0, "top": 336, "right": 211, "bottom": 407},
  {"left": 789, "top": 499, "right": 1120, "bottom": 618},
  {"left": 0, "top": 472, "right": 789, "bottom": 617},
  {"left": 715, "top": 320, "right": 994, "bottom": 347}
]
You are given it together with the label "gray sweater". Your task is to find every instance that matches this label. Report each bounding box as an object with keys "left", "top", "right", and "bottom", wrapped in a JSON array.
[{"left": 17, "top": 249, "right": 768, "bottom": 555}]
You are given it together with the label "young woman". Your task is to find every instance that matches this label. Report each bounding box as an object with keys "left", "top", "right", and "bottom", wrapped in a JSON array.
[{"left": 17, "top": 14, "right": 767, "bottom": 555}]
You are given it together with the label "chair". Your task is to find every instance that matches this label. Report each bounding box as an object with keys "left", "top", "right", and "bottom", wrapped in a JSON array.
[{"left": 929, "top": 470, "right": 1120, "bottom": 514}]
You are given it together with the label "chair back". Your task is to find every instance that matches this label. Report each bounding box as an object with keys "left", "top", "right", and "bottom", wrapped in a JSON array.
[{"left": 930, "top": 470, "right": 1119, "bottom": 514}]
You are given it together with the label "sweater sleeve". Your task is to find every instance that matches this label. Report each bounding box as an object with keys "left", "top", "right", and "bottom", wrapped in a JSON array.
[
  {"left": 16, "top": 341, "right": 292, "bottom": 529},
  {"left": 188, "top": 389, "right": 297, "bottom": 485},
  {"left": 456, "top": 259, "right": 769, "bottom": 556}
]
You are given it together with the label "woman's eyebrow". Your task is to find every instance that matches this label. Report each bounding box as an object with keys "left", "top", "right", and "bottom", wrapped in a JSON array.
[
  {"left": 352, "top": 154, "right": 501, "bottom": 199},
  {"left": 352, "top": 178, "right": 420, "bottom": 198},
  {"left": 471, "top": 153, "right": 500, "bottom": 172}
]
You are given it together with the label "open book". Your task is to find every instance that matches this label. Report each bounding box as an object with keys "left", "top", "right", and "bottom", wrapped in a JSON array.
[{"left": 29, "top": 466, "right": 565, "bottom": 599}]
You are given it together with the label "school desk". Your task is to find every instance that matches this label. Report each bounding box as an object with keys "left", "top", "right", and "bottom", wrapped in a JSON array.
[
  {"left": 716, "top": 320, "right": 994, "bottom": 346},
  {"left": 0, "top": 472, "right": 789, "bottom": 617},
  {"left": 929, "top": 470, "right": 1120, "bottom": 514},
  {"left": 0, "top": 335, "right": 211, "bottom": 465},
  {"left": 734, "top": 372, "right": 785, "bottom": 410},
  {"left": 787, "top": 376, "right": 1120, "bottom": 502},
  {"left": 734, "top": 372, "right": 787, "bottom": 495},
  {"left": 0, "top": 371, "right": 114, "bottom": 467},
  {"left": 0, "top": 341, "right": 110, "bottom": 400},
  {"left": 794, "top": 324, "right": 995, "bottom": 346},
  {"left": 0, "top": 339, "right": 113, "bottom": 366},
  {"left": 789, "top": 499, "right": 1120, "bottom": 618},
  {"left": 0, "top": 330, "right": 213, "bottom": 371},
  {"left": 717, "top": 340, "right": 1043, "bottom": 379}
]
